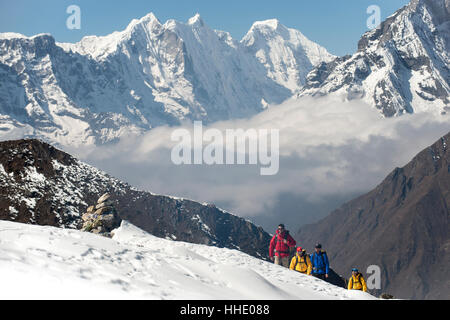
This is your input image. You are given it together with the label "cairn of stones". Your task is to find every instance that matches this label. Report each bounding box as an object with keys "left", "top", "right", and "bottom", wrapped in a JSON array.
[{"left": 81, "top": 193, "right": 121, "bottom": 237}]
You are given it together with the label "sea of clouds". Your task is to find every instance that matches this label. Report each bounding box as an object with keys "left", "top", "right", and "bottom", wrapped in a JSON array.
[{"left": 68, "top": 96, "right": 450, "bottom": 233}]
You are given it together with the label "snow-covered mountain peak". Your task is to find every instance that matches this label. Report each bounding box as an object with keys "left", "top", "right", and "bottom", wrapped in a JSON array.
[
  {"left": 358, "top": 0, "right": 449, "bottom": 52},
  {"left": 62, "top": 12, "right": 165, "bottom": 59},
  {"left": 168, "top": 13, "right": 214, "bottom": 38},
  {"left": 242, "top": 19, "right": 335, "bottom": 91},
  {"left": 0, "top": 32, "right": 53, "bottom": 41},
  {"left": 187, "top": 13, "right": 205, "bottom": 27},
  {"left": 125, "top": 12, "right": 162, "bottom": 33},
  {"left": 0, "top": 11, "right": 368, "bottom": 146},
  {"left": 0, "top": 32, "right": 26, "bottom": 40},
  {"left": 250, "top": 18, "right": 284, "bottom": 32},
  {"left": 300, "top": 0, "right": 449, "bottom": 117},
  {"left": 0, "top": 32, "right": 55, "bottom": 46},
  {"left": 137, "top": 11, "right": 160, "bottom": 24},
  {"left": 0, "top": 11, "right": 293, "bottom": 145},
  {"left": 244, "top": 19, "right": 297, "bottom": 45}
]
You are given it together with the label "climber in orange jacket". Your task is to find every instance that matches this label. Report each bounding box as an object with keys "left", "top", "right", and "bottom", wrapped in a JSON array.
[
  {"left": 290, "top": 247, "right": 312, "bottom": 275},
  {"left": 348, "top": 268, "right": 368, "bottom": 292}
]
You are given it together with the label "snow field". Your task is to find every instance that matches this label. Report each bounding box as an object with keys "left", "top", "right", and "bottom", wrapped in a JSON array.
[{"left": 0, "top": 220, "right": 375, "bottom": 300}]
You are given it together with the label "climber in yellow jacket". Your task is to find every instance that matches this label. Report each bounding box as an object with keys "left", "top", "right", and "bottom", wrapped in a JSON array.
[
  {"left": 290, "top": 247, "right": 312, "bottom": 275},
  {"left": 348, "top": 268, "right": 367, "bottom": 292}
]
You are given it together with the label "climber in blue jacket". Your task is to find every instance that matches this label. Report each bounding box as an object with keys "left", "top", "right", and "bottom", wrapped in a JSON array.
[{"left": 310, "top": 243, "right": 329, "bottom": 281}]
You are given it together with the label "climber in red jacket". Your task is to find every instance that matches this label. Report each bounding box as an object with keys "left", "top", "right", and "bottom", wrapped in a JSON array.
[{"left": 269, "top": 224, "right": 296, "bottom": 268}]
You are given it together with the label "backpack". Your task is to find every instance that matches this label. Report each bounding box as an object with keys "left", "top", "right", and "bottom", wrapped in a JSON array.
[
  {"left": 351, "top": 273, "right": 363, "bottom": 289},
  {"left": 311, "top": 251, "right": 328, "bottom": 272},
  {"left": 293, "top": 253, "right": 309, "bottom": 272},
  {"left": 274, "top": 231, "right": 291, "bottom": 255}
]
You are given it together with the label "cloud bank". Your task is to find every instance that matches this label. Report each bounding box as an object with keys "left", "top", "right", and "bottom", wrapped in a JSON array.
[{"left": 68, "top": 96, "right": 450, "bottom": 233}]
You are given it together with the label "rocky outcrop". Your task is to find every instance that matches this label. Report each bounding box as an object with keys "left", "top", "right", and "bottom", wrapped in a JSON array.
[
  {"left": 81, "top": 193, "right": 121, "bottom": 237},
  {"left": 0, "top": 139, "right": 272, "bottom": 260}
]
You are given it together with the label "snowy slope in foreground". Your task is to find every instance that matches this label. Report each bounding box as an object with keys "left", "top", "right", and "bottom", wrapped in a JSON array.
[{"left": 0, "top": 220, "right": 375, "bottom": 300}]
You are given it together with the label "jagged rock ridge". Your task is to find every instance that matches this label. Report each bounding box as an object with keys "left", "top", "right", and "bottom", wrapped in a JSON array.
[
  {"left": 0, "top": 139, "right": 272, "bottom": 259},
  {"left": 299, "top": 0, "right": 449, "bottom": 117}
]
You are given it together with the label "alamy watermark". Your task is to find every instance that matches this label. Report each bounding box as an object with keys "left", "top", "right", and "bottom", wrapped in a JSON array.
[
  {"left": 367, "top": 5, "right": 381, "bottom": 30},
  {"left": 171, "top": 122, "right": 280, "bottom": 176},
  {"left": 64, "top": 5, "right": 382, "bottom": 35},
  {"left": 66, "top": 5, "right": 81, "bottom": 30},
  {"left": 366, "top": 265, "right": 381, "bottom": 290}
]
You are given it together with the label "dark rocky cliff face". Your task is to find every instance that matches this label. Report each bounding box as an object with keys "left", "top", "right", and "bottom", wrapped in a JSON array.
[
  {"left": 296, "top": 132, "right": 450, "bottom": 299},
  {"left": 0, "top": 139, "right": 271, "bottom": 260}
]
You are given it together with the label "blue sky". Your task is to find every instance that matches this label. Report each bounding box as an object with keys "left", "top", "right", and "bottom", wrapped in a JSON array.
[{"left": 0, "top": 0, "right": 409, "bottom": 56}]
